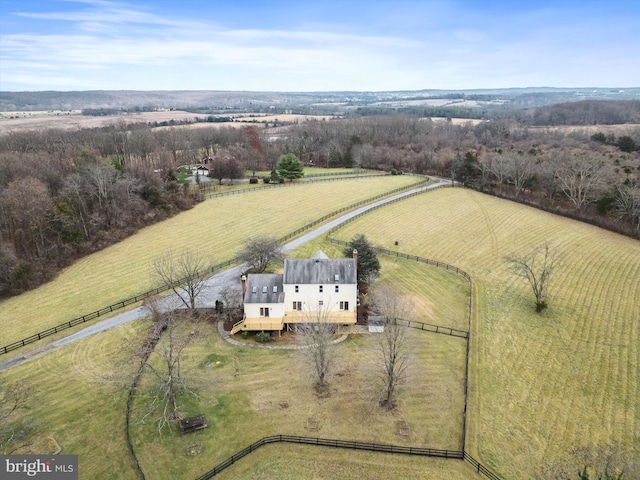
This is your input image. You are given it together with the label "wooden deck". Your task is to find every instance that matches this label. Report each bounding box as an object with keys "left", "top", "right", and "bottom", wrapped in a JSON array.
[
  {"left": 231, "top": 311, "right": 356, "bottom": 335},
  {"left": 283, "top": 310, "right": 357, "bottom": 324}
]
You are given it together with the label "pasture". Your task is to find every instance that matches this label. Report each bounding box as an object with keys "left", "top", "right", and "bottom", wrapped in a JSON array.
[
  {"left": 0, "top": 175, "right": 421, "bottom": 352},
  {"left": 0, "top": 111, "right": 336, "bottom": 133},
  {"left": 2, "top": 182, "right": 638, "bottom": 479},
  {"left": 0, "top": 250, "right": 471, "bottom": 479},
  {"left": 331, "top": 187, "right": 640, "bottom": 478}
]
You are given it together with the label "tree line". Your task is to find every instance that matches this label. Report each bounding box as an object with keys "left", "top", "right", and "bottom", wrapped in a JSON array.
[
  {"left": 1, "top": 113, "right": 639, "bottom": 295},
  {"left": 519, "top": 100, "right": 640, "bottom": 126},
  {"left": 280, "top": 115, "right": 639, "bottom": 235},
  {"left": 0, "top": 122, "right": 283, "bottom": 296}
]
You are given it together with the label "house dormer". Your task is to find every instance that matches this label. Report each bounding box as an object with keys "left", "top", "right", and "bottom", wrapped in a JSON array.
[{"left": 234, "top": 251, "right": 357, "bottom": 335}]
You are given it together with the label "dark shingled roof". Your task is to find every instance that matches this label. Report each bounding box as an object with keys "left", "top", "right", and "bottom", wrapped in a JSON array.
[
  {"left": 283, "top": 258, "right": 356, "bottom": 285},
  {"left": 244, "top": 274, "right": 284, "bottom": 304}
]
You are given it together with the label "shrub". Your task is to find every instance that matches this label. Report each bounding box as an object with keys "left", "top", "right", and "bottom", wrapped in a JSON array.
[
  {"left": 263, "top": 176, "right": 270, "bottom": 183},
  {"left": 214, "top": 300, "right": 224, "bottom": 314},
  {"left": 255, "top": 331, "right": 272, "bottom": 343},
  {"left": 390, "top": 168, "right": 398, "bottom": 175},
  {"left": 241, "top": 331, "right": 249, "bottom": 339},
  {"left": 249, "top": 177, "right": 259, "bottom": 184}
]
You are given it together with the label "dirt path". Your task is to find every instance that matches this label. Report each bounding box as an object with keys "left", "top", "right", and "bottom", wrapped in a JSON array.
[{"left": 0, "top": 177, "right": 452, "bottom": 372}]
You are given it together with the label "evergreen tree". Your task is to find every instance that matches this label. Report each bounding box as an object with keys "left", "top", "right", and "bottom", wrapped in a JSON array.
[
  {"left": 276, "top": 153, "right": 304, "bottom": 181},
  {"left": 343, "top": 234, "right": 380, "bottom": 285}
]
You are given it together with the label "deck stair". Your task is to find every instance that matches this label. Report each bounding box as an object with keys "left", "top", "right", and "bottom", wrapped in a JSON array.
[{"left": 230, "top": 319, "right": 244, "bottom": 335}]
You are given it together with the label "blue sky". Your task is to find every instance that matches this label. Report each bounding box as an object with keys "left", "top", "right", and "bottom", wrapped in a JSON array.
[{"left": 1, "top": 0, "right": 638, "bottom": 92}]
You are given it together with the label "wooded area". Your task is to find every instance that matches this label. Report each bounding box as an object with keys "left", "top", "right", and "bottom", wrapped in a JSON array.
[{"left": 0, "top": 104, "right": 638, "bottom": 296}]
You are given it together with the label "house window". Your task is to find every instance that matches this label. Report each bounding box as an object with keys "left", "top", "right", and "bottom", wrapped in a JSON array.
[
  {"left": 335, "top": 285, "right": 339, "bottom": 293},
  {"left": 295, "top": 285, "right": 299, "bottom": 293},
  {"left": 293, "top": 301, "right": 302, "bottom": 311},
  {"left": 273, "top": 286, "right": 278, "bottom": 293},
  {"left": 319, "top": 285, "right": 323, "bottom": 293},
  {"left": 334, "top": 274, "right": 340, "bottom": 282},
  {"left": 252, "top": 286, "right": 257, "bottom": 293},
  {"left": 262, "top": 286, "right": 267, "bottom": 294},
  {"left": 260, "top": 307, "right": 269, "bottom": 317},
  {"left": 340, "top": 301, "right": 349, "bottom": 311}
]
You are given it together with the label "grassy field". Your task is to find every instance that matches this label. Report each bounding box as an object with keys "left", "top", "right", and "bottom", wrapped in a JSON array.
[
  {"left": 0, "top": 175, "right": 422, "bottom": 352},
  {"left": 3, "top": 182, "right": 638, "bottom": 479},
  {"left": 0, "top": 250, "right": 470, "bottom": 479},
  {"left": 0, "top": 111, "right": 338, "bottom": 133},
  {"left": 0, "top": 320, "right": 145, "bottom": 479},
  {"left": 330, "top": 187, "right": 640, "bottom": 478},
  {"left": 210, "top": 443, "right": 480, "bottom": 480},
  {"left": 194, "top": 167, "right": 383, "bottom": 193}
]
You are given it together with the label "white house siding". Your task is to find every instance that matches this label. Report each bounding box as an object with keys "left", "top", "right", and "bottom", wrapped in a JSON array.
[
  {"left": 244, "top": 302, "right": 286, "bottom": 320},
  {"left": 282, "top": 283, "right": 357, "bottom": 321},
  {"left": 239, "top": 253, "right": 358, "bottom": 333}
]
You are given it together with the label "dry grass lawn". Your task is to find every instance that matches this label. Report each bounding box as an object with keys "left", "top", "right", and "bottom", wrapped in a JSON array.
[
  {"left": 0, "top": 111, "right": 338, "bottom": 133},
  {"left": 211, "top": 443, "right": 479, "bottom": 480},
  {"left": 131, "top": 308, "right": 467, "bottom": 478},
  {"left": 0, "top": 175, "right": 421, "bottom": 352},
  {"left": 5, "top": 181, "right": 637, "bottom": 479},
  {"left": 0, "top": 249, "right": 470, "bottom": 480},
  {"left": 331, "top": 187, "right": 640, "bottom": 478}
]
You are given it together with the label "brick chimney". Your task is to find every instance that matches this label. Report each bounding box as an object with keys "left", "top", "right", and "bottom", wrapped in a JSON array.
[
  {"left": 241, "top": 275, "right": 247, "bottom": 302},
  {"left": 352, "top": 249, "right": 358, "bottom": 277}
]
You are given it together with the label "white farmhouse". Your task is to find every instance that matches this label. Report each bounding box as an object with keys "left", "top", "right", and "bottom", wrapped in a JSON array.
[{"left": 232, "top": 250, "right": 358, "bottom": 335}]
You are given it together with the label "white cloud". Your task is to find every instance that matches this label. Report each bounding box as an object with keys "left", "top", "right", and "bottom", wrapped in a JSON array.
[{"left": 1, "top": 0, "right": 638, "bottom": 91}]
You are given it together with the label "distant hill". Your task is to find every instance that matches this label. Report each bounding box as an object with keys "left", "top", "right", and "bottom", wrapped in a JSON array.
[
  {"left": 1, "top": 88, "right": 639, "bottom": 115},
  {"left": 0, "top": 90, "right": 322, "bottom": 113},
  {"left": 525, "top": 100, "right": 640, "bottom": 125}
]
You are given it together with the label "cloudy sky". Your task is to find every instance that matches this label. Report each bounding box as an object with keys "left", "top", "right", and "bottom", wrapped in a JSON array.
[{"left": 1, "top": 0, "right": 638, "bottom": 92}]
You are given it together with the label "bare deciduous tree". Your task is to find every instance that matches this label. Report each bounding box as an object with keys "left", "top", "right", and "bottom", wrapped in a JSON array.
[
  {"left": 153, "top": 249, "right": 210, "bottom": 311},
  {"left": 481, "top": 151, "right": 510, "bottom": 194},
  {"left": 0, "top": 240, "right": 18, "bottom": 295},
  {"left": 0, "top": 378, "right": 32, "bottom": 452},
  {"left": 505, "top": 152, "right": 534, "bottom": 197},
  {"left": 218, "top": 283, "right": 243, "bottom": 323},
  {"left": 505, "top": 243, "right": 556, "bottom": 313},
  {"left": 295, "top": 302, "right": 338, "bottom": 393},
  {"left": 244, "top": 125, "right": 266, "bottom": 176},
  {"left": 0, "top": 177, "right": 53, "bottom": 259},
  {"left": 137, "top": 298, "right": 203, "bottom": 432},
  {"left": 555, "top": 156, "right": 604, "bottom": 209},
  {"left": 238, "top": 235, "right": 283, "bottom": 274},
  {"left": 613, "top": 184, "right": 640, "bottom": 234},
  {"left": 534, "top": 156, "right": 562, "bottom": 205},
  {"left": 370, "top": 286, "right": 413, "bottom": 410}
]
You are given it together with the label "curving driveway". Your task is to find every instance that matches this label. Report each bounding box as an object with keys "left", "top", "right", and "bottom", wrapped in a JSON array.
[{"left": 0, "top": 177, "right": 452, "bottom": 372}]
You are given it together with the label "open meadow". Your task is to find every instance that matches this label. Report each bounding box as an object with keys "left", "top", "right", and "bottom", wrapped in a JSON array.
[
  {"left": 2, "top": 181, "right": 638, "bottom": 479},
  {"left": 0, "top": 246, "right": 471, "bottom": 479},
  {"left": 331, "top": 187, "right": 640, "bottom": 478},
  {"left": 0, "top": 111, "right": 336, "bottom": 133},
  {"left": 0, "top": 175, "right": 422, "bottom": 352}
]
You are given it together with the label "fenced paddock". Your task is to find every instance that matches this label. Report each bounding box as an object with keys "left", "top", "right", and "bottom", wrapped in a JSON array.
[
  {"left": 324, "top": 186, "right": 640, "bottom": 478},
  {"left": 194, "top": 435, "right": 501, "bottom": 480},
  {"left": 1, "top": 176, "right": 429, "bottom": 356},
  {"left": 195, "top": 435, "right": 465, "bottom": 480},
  {"left": 191, "top": 220, "right": 494, "bottom": 479}
]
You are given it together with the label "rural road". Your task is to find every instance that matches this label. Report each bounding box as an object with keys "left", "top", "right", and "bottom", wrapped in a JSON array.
[{"left": 0, "top": 177, "right": 452, "bottom": 372}]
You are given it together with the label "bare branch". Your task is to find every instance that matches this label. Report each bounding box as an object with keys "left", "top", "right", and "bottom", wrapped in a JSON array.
[
  {"left": 505, "top": 243, "right": 556, "bottom": 313},
  {"left": 295, "top": 301, "right": 339, "bottom": 392},
  {"left": 238, "top": 235, "right": 283, "bottom": 274},
  {"left": 369, "top": 286, "right": 414, "bottom": 410},
  {"left": 153, "top": 249, "right": 210, "bottom": 310}
]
